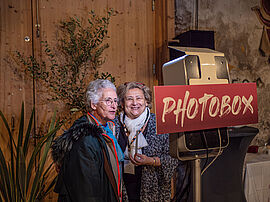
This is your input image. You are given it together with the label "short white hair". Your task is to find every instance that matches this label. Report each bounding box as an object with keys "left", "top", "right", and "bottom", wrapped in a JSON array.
[{"left": 85, "top": 79, "right": 116, "bottom": 112}]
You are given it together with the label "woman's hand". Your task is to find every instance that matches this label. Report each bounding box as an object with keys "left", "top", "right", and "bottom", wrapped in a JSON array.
[{"left": 129, "top": 153, "right": 160, "bottom": 166}]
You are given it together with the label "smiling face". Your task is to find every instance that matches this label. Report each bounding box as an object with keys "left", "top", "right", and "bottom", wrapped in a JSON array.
[
  {"left": 91, "top": 88, "right": 118, "bottom": 125},
  {"left": 124, "top": 88, "right": 148, "bottom": 119}
]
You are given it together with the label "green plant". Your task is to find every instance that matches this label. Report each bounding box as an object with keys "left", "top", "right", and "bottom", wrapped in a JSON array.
[
  {"left": 0, "top": 103, "right": 62, "bottom": 201},
  {"left": 16, "top": 9, "right": 115, "bottom": 114}
]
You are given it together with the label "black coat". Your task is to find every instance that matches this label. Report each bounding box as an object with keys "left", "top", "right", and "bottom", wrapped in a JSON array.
[{"left": 51, "top": 116, "right": 119, "bottom": 202}]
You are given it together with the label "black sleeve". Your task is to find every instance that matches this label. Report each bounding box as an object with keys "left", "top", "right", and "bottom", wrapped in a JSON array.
[
  {"left": 114, "top": 117, "right": 128, "bottom": 152},
  {"left": 63, "top": 137, "right": 104, "bottom": 202}
]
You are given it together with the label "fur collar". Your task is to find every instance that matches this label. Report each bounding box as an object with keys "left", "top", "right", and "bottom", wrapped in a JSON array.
[{"left": 51, "top": 115, "right": 103, "bottom": 165}]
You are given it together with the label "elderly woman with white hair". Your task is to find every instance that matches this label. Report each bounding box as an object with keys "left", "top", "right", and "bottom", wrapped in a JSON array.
[{"left": 51, "top": 79, "right": 124, "bottom": 202}]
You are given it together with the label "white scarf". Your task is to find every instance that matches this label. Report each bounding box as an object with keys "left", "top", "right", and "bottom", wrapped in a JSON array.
[{"left": 120, "top": 107, "right": 150, "bottom": 174}]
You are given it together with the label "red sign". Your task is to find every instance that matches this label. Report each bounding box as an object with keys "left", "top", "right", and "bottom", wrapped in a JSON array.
[{"left": 154, "top": 83, "right": 258, "bottom": 134}]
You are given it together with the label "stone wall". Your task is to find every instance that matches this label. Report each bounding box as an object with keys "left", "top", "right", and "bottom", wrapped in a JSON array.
[{"left": 174, "top": 0, "right": 270, "bottom": 146}]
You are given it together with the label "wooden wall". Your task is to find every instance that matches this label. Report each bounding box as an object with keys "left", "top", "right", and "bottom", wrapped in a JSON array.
[
  {"left": 0, "top": 0, "right": 175, "bottom": 200},
  {"left": 0, "top": 0, "right": 34, "bottom": 161}
]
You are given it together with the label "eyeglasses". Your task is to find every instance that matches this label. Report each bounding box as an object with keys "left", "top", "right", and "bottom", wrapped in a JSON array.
[
  {"left": 125, "top": 96, "right": 145, "bottom": 103},
  {"left": 100, "top": 98, "right": 118, "bottom": 106}
]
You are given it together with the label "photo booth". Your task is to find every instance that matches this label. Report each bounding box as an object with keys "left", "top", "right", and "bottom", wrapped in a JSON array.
[{"left": 162, "top": 47, "right": 231, "bottom": 202}]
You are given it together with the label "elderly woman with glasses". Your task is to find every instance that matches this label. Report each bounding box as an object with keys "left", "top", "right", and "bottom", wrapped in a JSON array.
[
  {"left": 51, "top": 79, "right": 124, "bottom": 202},
  {"left": 114, "top": 82, "right": 178, "bottom": 202}
]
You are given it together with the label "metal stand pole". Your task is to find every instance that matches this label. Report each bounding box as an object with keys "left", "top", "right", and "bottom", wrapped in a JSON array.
[{"left": 192, "top": 159, "right": 201, "bottom": 202}]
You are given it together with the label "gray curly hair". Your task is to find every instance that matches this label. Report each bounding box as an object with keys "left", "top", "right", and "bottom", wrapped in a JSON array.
[
  {"left": 117, "top": 82, "right": 152, "bottom": 109},
  {"left": 85, "top": 79, "right": 116, "bottom": 112}
]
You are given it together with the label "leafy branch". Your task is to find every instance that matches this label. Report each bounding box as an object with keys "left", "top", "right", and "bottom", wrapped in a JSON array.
[{"left": 16, "top": 9, "right": 115, "bottom": 114}]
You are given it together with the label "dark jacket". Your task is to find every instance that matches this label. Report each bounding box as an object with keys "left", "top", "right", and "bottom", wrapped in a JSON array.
[{"left": 51, "top": 115, "right": 119, "bottom": 202}]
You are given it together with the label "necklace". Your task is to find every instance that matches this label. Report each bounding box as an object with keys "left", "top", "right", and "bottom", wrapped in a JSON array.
[{"left": 121, "top": 109, "right": 150, "bottom": 152}]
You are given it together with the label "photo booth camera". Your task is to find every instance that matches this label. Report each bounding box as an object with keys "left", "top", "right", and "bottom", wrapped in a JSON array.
[{"left": 162, "top": 46, "right": 231, "bottom": 161}]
